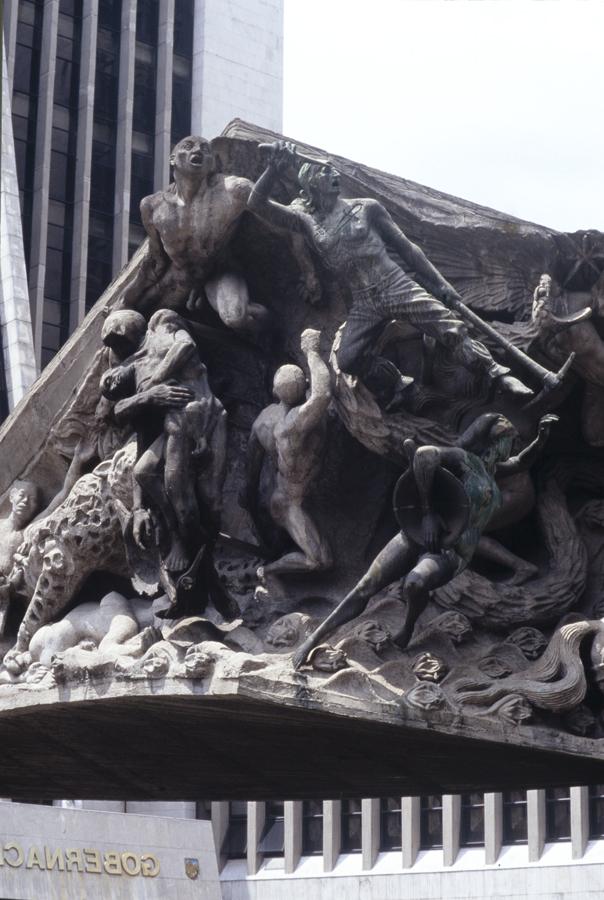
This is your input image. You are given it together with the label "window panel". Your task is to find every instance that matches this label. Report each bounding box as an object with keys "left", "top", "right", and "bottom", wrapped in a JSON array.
[
  {"left": 460, "top": 793, "right": 484, "bottom": 847},
  {"left": 225, "top": 801, "right": 246, "bottom": 860},
  {"left": 420, "top": 795, "right": 443, "bottom": 850},
  {"left": 258, "top": 802, "right": 284, "bottom": 858},
  {"left": 545, "top": 788, "right": 570, "bottom": 843},
  {"left": 302, "top": 801, "right": 323, "bottom": 856},
  {"left": 341, "top": 799, "right": 362, "bottom": 853},
  {"left": 379, "top": 797, "right": 402, "bottom": 851},
  {"left": 502, "top": 790, "right": 527, "bottom": 844}
]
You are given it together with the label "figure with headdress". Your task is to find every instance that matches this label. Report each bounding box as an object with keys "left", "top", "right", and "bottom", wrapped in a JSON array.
[{"left": 293, "top": 412, "right": 557, "bottom": 667}]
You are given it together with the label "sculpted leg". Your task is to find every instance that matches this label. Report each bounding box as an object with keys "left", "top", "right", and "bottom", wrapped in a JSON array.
[
  {"left": 293, "top": 533, "right": 417, "bottom": 668},
  {"left": 476, "top": 535, "right": 538, "bottom": 585},
  {"left": 164, "top": 411, "right": 200, "bottom": 572},
  {"left": 392, "top": 552, "right": 458, "bottom": 650},
  {"left": 263, "top": 499, "right": 332, "bottom": 576},
  {"left": 205, "top": 272, "right": 268, "bottom": 336}
]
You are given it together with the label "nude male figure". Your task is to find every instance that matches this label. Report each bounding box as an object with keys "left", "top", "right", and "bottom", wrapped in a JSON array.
[
  {"left": 120, "top": 135, "right": 267, "bottom": 336},
  {"left": 101, "top": 309, "right": 227, "bottom": 575},
  {"left": 241, "top": 328, "right": 333, "bottom": 577},
  {"left": 0, "top": 482, "right": 40, "bottom": 576}
]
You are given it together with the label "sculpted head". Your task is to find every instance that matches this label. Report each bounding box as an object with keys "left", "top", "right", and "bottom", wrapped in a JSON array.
[
  {"left": 298, "top": 162, "right": 340, "bottom": 212},
  {"left": 9, "top": 481, "right": 40, "bottom": 528},
  {"left": 458, "top": 412, "right": 518, "bottom": 468},
  {"left": 170, "top": 136, "right": 213, "bottom": 180},
  {"left": 102, "top": 310, "right": 147, "bottom": 358},
  {"left": 273, "top": 364, "right": 306, "bottom": 406},
  {"left": 148, "top": 309, "right": 184, "bottom": 333},
  {"left": 100, "top": 364, "right": 136, "bottom": 401}
]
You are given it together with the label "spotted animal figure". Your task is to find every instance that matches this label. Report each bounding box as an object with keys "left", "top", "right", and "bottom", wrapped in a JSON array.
[{"left": 3, "top": 444, "right": 137, "bottom": 674}]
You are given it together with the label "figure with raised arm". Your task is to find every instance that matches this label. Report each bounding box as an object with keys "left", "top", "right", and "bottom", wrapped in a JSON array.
[
  {"left": 241, "top": 328, "right": 333, "bottom": 577},
  {"left": 293, "top": 412, "right": 558, "bottom": 667},
  {"left": 248, "top": 142, "right": 534, "bottom": 409}
]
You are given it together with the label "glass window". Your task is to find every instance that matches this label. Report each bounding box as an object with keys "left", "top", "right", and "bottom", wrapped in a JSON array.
[
  {"left": 502, "top": 790, "right": 527, "bottom": 844},
  {"left": 589, "top": 785, "right": 604, "bottom": 839},
  {"left": 42, "top": 322, "right": 62, "bottom": 352},
  {"left": 341, "top": 799, "right": 362, "bottom": 853},
  {"left": 460, "top": 793, "right": 484, "bottom": 847},
  {"left": 225, "top": 801, "right": 247, "bottom": 860},
  {"left": 13, "top": 44, "right": 34, "bottom": 93},
  {"left": 98, "top": 0, "right": 121, "bottom": 31},
  {"left": 171, "top": 73, "right": 192, "bottom": 145},
  {"left": 174, "top": 0, "right": 194, "bottom": 58},
  {"left": 136, "top": 0, "right": 159, "bottom": 45},
  {"left": 258, "top": 802, "right": 284, "bottom": 858},
  {"left": 420, "top": 795, "right": 442, "bottom": 850},
  {"left": 545, "top": 788, "right": 571, "bottom": 842},
  {"left": 380, "top": 797, "right": 402, "bottom": 851},
  {"left": 302, "top": 801, "right": 323, "bottom": 856},
  {"left": 44, "top": 248, "right": 65, "bottom": 300},
  {"left": 18, "top": 1, "right": 37, "bottom": 26}
]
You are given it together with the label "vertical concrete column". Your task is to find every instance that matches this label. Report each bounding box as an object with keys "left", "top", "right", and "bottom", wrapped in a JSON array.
[
  {"left": 1, "top": 44, "right": 38, "bottom": 407},
  {"left": 284, "top": 800, "right": 302, "bottom": 874},
  {"left": 361, "top": 798, "right": 380, "bottom": 871},
  {"left": 484, "top": 792, "right": 503, "bottom": 865},
  {"left": 401, "top": 796, "right": 420, "bottom": 869},
  {"left": 322, "top": 800, "right": 341, "bottom": 873},
  {"left": 154, "top": 0, "right": 175, "bottom": 189},
  {"left": 29, "top": 0, "right": 60, "bottom": 364},
  {"left": 211, "top": 801, "right": 229, "bottom": 871},
  {"left": 527, "top": 789, "right": 546, "bottom": 862},
  {"left": 69, "top": 0, "right": 99, "bottom": 330},
  {"left": 112, "top": 0, "right": 137, "bottom": 274},
  {"left": 570, "top": 786, "right": 589, "bottom": 860},
  {"left": 3, "top": 1, "right": 18, "bottom": 87},
  {"left": 442, "top": 794, "right": 461, "bottom": 867},
  {"left": 247, "top": 800, "right": 265, "bottom": 876}
]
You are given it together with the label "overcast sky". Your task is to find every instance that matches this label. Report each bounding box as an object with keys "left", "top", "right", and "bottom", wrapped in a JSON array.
[{"left": 283, "top": 0, "right": 604, "bottom": 232}]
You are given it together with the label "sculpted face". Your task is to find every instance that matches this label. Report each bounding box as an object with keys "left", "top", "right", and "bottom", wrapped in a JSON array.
[
  {"left": 9, "top": 482, "right": 39, "bottom": 528},
  {"left": 170, "top": 136, "right": 213, "bottom": 179},
  {"left": 100, "top": 365, "right": 135, "bottom": 401},
  {"left": 299, "top": 162, "right": 340, "bottom": 212},
  {"left": 273, "top": 365, "right": 306, "bottom": 406}
]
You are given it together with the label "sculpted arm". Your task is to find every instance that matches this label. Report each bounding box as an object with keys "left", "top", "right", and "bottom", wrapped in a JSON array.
[
  {"left": 369, "top": 201, "right": 460, "bottom": 302},
  {"left": 413, "top": 445, "right": 467, "bottom": 551},
  {"left": 112, "top": 384, "right": 193, "bottom": 427},
  {"left": 146, "top": 329, "right": 197, "bottom": 386},
  {"left": 248, "top": 143, "right": 305, "bottom": 234},
  {"left": 120, "top": 196, "right": 170, "bottom": 309},
  {"left": 496, "top": 414, "right": 559, "bottom": 476},
  {"left": 292, "top": 330, "right": 331, "bottom": 433}
]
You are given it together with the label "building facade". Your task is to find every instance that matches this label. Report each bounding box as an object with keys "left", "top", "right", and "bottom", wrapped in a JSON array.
[{"left": 1, "top": 0, "right": 283, "bottom": 387}]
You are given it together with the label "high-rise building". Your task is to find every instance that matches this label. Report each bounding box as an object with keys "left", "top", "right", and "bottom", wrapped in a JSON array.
[{"left": 1, "top": 0, "right": 283, "bottom": 390}]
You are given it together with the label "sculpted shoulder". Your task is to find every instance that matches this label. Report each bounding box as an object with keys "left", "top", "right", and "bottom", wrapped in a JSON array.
[{"left": 223, "top": 175, "right": 253, "bottom": 207}]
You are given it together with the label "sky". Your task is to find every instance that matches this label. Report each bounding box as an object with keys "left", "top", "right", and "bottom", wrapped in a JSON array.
[{"left": 283, "top": 0, "right": 604, "bottom": 232}]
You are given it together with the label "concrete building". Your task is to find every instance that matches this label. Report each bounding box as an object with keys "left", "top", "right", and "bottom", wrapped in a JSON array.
[{"left": 1, "top": 0, "right": 283, "bottom": 389}]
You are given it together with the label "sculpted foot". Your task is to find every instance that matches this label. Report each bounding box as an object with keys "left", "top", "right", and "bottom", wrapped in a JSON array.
[
  {"left": 508, "top": 562, "right": 539, "bottom": 585},
  {"left": 495, "top": 374, "right": 533, "bottom": 399},
  {"left": 163, "top": 539, "right": 190, "bottom": 574}
]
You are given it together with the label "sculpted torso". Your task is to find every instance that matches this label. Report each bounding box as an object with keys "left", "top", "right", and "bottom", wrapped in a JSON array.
[
  {"left": 254, "top": 406, "right": 325, "bottom": 494},
  {"left": 296, "top": 198, "right": 401, "bottom": 290},
  {"left": 148, "top": 175, "right": 251, "bottom": 279}
]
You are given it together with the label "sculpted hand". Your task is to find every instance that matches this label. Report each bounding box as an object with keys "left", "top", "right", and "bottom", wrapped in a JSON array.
[
  {"left": 422, "top": 511, "right": 441, "bottom": 553},
  {"left": 147, "top": 383, "right": 193, "bottom": 408},
  {"left": 268, "top": 140, "right": 297, "bottom": 174},
  {"left": 133, "top": 508, "right": 154, "bottom": 550},
  {"left": 301, "top": 328, "right": 321, "bottom": 354},
  {"left": 538, "top": 413, "right": 559, "bottom": 437}
]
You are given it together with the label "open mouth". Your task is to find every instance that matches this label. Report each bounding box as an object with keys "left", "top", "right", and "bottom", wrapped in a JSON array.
[{"left": 189, "top": 153, "right": 206, "bottom": 165}]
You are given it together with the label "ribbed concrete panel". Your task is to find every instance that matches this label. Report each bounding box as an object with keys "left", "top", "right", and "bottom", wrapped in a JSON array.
[
  {"left": 154, "top": 0, "right": 175, "bottom": 188},
  {"left": 28, "top": 0, "right": 60, "bottom": 365},
  {"left": 69, "top": 0, "right": 99, "bottom": 329},
  {"left": 0, "top": 35, "right": 37, "bottom": 408},
  {"left": 112, "top": 0, "right": 137, "bottom": 274}
]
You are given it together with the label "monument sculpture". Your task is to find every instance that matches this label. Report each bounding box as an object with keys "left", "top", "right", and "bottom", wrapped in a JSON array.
[{"left": 2, "top": 124, "right": 604, "bottom": 796}]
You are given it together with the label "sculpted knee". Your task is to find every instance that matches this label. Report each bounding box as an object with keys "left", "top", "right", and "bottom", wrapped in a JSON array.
[
  {"left": 336, "top": 343, "right": 364, "bottom": 377},
  {"left": 403, "top": 572, "right": 426, "bottom": 600}
]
